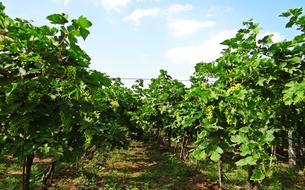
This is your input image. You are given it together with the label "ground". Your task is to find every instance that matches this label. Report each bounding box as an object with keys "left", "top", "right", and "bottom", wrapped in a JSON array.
[
  {"left": 50, "top": 141, "right": 210, "bottom": 190},
  {"left": 1, "top": 141, "right": 305, "bottom": 189}
]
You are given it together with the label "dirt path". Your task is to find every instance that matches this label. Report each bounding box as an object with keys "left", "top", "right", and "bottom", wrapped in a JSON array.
[
  {"left": 1, "top": 141, "right": 212, "bottom": 190},
  {"left": 94, "top": 141, "right": 210, "bottom": 190}
]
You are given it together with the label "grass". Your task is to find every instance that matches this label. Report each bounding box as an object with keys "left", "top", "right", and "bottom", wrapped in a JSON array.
[
  {"left": 55, "top": 141, "right": 205, "bottom": 190},
  {"left": 1, "top": 141, "right": 305, "bottom": 189},
  {"left": 0, "top": 156, "right": 22, "bottom": 190}
]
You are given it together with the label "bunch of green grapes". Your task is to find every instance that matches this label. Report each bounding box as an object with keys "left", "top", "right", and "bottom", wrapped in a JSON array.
[
  {"left": 93, "top": 111, "right": 101, "bottom": 120},
  {"left": 81, "top": 90, "right": 92, "bottom": 102},
  {"left": 205, "top": 105, "right": 215, "bottom": 120},
  {"left": 224, "top": 109, "right": 235, "bottom": 125},
  {"left": 110, "top": 99, "right": 119, "bottom": 111},
  {"left": 65, "top": 66, "right": 77, "bottom": 79},
  {"left": 227, "top": 83, "right": 242, "bottom": 94}
]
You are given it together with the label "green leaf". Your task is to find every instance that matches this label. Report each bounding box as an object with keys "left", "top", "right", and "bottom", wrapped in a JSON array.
[
  {"left": 68, "top": 34, "right": 78, "bottom": 46},
  {"left": 75, "top": 16, "right": 92, "bottom": 29},
  {"left": 192, "top": 149, "right": 207, "bottom": 160},
  {"left": 288, "top": 56, "right": 302, "bottom": 64},
  {"left": 210, "top": 151, "right": 221, "bottom": 162},
  {"left": 0, "top": 2, "right": 5, "bottom": 12},
  {"left": 283, "top": 80, "right": 305, "bottom": 105},
  {"left": 280, "top": 11, "right": 292, "bottom": 17},
  {"left": 80, "top": 28, "right": 90, "bottom": 40},
  {"left": 291, "top": 8, "right": 303, "bottom": 17},
  {"left": 42, "top": 144, "right": 50, "bottom": 154},
  {"left": 265, "top": 169, "right": 273, "bottom": 177},
  {"left": 286, "top": 21, "right": 294, "bottom": 28},
  {"left": 231, "top": 134, "right": 248, "bottom": 144},
  {"left": 47, "top": 13, "right": 68, "bottom": 24},
  {"left": 236, "top": 156, "right": 257, "bottom": 166},
  {"left": 240, "top": 144, "right": 251, "bottom": 156},
  {"left": 264, "top": 130, "right": 275, "bottom": 142},
  {"left": 50, "top": 147, "right": 64, "bottom": 160},
  {"left": 239, "top": 126, "right": 250, "bottom": 133},
  {"left": 0, "top": 17, "right": 12, "bottom": 28},
  {"left": 256, "top": 77, "right": 265, "bottom": 86},
  {"left": 215, "top": 146, "right": 224, "bottom": 154},
  {"left": 293, "top": 34, "right": 305, "bottom": 43},
  {"left": 250, "top": 168, "right": 265, "bottom": 181},
  {"left": 236, "top": 89, "right": 247, "bottom": 100}
]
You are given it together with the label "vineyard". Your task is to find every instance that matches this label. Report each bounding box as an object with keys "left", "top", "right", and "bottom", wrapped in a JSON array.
[{"left": 1, "top": 2, "right": 305, "bottom": 190}]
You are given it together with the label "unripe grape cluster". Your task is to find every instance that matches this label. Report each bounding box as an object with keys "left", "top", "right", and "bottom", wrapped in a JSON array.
[
  {"left": 224, "top": 110, "right": 234, "bottom": 125},
  {"left": 206, "top": 105, "right": 215, "bottom": 120},
  {"left": 66, "top": 66, "right": 77, "bottom": 79},
  {"left": 227, "top": 83, "right": 242, "bottom": 94},
  {"left": 82, "top": 90, "right": 92, "bottom": 102}
]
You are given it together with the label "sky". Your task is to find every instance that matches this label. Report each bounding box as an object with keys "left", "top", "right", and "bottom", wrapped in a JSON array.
[{"left": 2, "top": 0, "right": 305, "bottom": 86}]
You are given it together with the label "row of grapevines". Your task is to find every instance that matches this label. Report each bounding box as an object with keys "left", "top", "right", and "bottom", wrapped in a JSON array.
[
  {"left": 0, "top": 3, "right": 141, "bottom": 189},
  {"left": 131, "top": 8, "right": 305, "bottom": 190}
]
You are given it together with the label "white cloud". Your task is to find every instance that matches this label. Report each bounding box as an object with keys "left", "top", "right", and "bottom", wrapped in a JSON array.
[
  {"left": 206, "top": 7, "right": 233, "bottom": 17},
  {"left": 139, "top": 53, "right": 148, "bottom": 57},
  {"left": 123, "top": 8, "right": 160, "bottom": 26},
  {"left": 258, "top": 32, "right": 283, "bottom": 43},
  {"left": 169, "top": 19, "right": 216, "bottom": 37},
  {"left": 53, "top": 0, "right": 70, "bottom": 5},
  {"left": 136, "top": 0, "right": 160, "bottom": 2},
  {"left": 106, "top": 19, "right": 117, "bottom": 25},
  {"left": 93, "top": 0, "right": 99, "bottom": 7},
  {"left": 100, "top": 0, "right": 132, "bottom": 12},
  {"left": 165, "top": 30, "right": 237, "bottom": 64},
  {"left": 168, "top": 4, "right": 193, "bottom": 15},
  {"left": 64, "top": 0, "right": 69, "bottom": 5}
]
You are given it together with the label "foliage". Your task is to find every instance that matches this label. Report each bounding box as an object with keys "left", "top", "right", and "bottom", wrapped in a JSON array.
[
  {"left": 190, "top": 7, "right": 305, "bottom": 186},
  {"left": 1, "top": 2, "right": 305, "bottom": 189},
  {"left": 0, "top": 3, "right": 140, "bottom": 188}
]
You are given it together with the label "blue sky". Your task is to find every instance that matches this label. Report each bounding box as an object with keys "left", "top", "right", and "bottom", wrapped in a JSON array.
[{"left": 2, "top": 0, "right": 305, "bottom": 86}]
